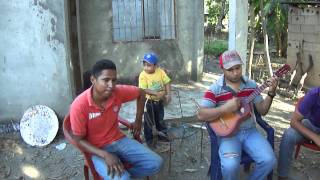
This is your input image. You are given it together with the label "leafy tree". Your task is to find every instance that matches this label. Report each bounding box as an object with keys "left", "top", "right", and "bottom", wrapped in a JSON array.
[
  {"left": 265, "top": 1, "right": 288, "bottom": 57},
  {"left": 206, "top": 0, "right": 229, "bottom": 38},
  {"left": 250, "top": 0, "right": 288, "bottom": 57}
]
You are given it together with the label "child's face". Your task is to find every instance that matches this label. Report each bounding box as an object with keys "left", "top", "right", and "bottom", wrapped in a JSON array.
[{"left": 143, "top": 61, "right": 156, "bottom": 74}]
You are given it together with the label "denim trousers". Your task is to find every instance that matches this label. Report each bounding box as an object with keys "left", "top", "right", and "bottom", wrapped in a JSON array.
[
  {"left": 143, "top": 100, "right": 167, "bottom": 143},
  {"left": 218, "top": 127, "right": 276, "bottom": 180},
  {"left": 278, "top": 119, "right": 320, "bottom": 177},
  {"left": 91, "top": 137, "right": 163, "bottom": 180}
]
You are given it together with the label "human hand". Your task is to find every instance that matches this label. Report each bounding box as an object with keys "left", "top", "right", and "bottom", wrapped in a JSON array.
[
  {"left": 156, "top": 91, "right": 166, "bottom": 99},
  {"left": 102, "top": 152, "right": 124, "bottom": 178},
  {"left": 131, "top": 121, "right": 142, "bottom": 138},
  {"left": 313, "top": 136, "right": 320, "bottom": 147},
  {"left": 164, "top": 95, "right": 171, "bottom": 105},
  {"left": 266, "top": 77, "right": 278, "bottom": 93},
  {"left": 221, "top": 97, "right": 241, "bottom": 113}
]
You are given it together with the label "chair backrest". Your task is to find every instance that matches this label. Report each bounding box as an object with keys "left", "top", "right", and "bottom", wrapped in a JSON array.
[
  {"left": 63, "top": 114, "right": 73, "bottom": 143},
  {"left": 63, "top": 114, "right": 87, "bottom": 152},
  {"left": 205, "top": 123, "right": 222, "bottom": 180}
]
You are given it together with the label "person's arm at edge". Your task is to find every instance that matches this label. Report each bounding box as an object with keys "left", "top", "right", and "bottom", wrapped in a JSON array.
[
  {"left": 165, "top": 82, "right": 171, "bottom": 96},
  {"left": 290, "top": 110, "right": 320, "bottom": 146},
  {"left": 197, "top": 97, "right": 240, "bottom": 122},
  {"left": 255, "top": 95, "right": 274, "bottom": 115},
  {"left": 144, "top": 89, "right": 163, "bottom": 96},
  {"left": 132, "top": 88, "right": 146, "bottom": 137},
  {"left": 255, "top": 77, "right": 278, "bottom": 115},
  {"left": 73, "top": 134, "right": 111, "bottom": 159},
  {"left": 164, "top": 82, "right": 171, "bottom": 103},
  {"left": 197, "top": 106, "right": 228, "bottom": 122}
]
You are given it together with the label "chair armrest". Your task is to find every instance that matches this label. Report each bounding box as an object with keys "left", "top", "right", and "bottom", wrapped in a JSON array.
[
  {"left": 254, "top": 107, "right": 274, "bottom": 149},
  {"left": 118, "top": 116, "right": 142, "bottom": 143},
  {"left": 118, "top": 116, "right": 133, "bottom": 129}
]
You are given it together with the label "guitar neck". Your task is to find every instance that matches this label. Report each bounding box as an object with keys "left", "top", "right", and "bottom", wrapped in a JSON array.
[
  {"left": 244, "top": 82, "right": 269, "bottom": 104},
  {"left": 243, "top": 64, "right": 291, "bottom": 105}
]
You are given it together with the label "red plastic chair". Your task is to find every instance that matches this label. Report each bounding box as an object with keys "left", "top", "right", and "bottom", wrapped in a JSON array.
[
  {"left": 294, "top": 141, "right": 320, "bottom": 159},
  {"left": 293, "top": 96, "right": 320, "bottom": 159},
  {"left": 63, "top": 114, "right": 146, "bottom": 180}
]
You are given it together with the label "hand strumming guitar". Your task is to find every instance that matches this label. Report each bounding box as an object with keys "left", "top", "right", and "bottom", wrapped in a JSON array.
[{"left": 221, "top": 97, "right": 241, "bottom": 113}]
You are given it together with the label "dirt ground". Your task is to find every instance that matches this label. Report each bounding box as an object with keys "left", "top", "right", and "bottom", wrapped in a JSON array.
[{"left": 1, "top": 65, "right": 320, "bottom": 179}]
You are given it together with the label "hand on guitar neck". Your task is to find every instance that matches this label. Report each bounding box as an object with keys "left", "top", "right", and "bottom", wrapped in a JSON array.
[{"left": 265, "top": 76, "right": 278, "bottom": 95}]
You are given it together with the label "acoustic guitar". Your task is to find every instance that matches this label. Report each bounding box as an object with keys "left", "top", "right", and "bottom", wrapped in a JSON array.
[{"left": 209, "top": 64, "right": 291, "bottom": 137}]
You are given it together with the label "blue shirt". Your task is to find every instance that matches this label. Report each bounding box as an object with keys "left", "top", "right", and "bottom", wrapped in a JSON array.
[{"left": 200, "top": 75, "right": 263, "bottom": 130}]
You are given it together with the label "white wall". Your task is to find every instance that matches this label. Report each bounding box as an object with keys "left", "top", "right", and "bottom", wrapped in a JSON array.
[{"left": 0, "top": 0, "right": 73, "bottom": 121}]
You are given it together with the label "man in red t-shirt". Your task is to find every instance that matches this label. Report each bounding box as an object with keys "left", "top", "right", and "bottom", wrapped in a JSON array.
[{"left": 70, "top": 59, "right": 163, "bottom": 179}]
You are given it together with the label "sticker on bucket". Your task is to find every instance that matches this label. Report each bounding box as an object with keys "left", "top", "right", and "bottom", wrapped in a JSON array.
[{"left": 20, "top": 105, "right": 59, "bottom": 146}]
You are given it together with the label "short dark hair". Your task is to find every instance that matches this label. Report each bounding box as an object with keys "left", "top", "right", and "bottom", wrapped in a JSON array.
[{"left": 91, "top": 59, "right": 116, "bottom": 78}]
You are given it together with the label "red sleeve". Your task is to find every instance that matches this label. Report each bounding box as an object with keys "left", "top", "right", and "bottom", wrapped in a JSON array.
[
  {"left": 203, "top": 90, "right": 217, "bottom": 103},
  {"left": 116, "top": 85, "right": 140, "bottom": 103},
  {"left": 70, "top": 101, "right": 87, "bottom": 136}
]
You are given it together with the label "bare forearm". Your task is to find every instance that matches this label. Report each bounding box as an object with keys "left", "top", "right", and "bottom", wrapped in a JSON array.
[
  {"left": 197, "top": 106, "right": 226, "bottom": 122},
  {"left": 165, "top": 83, "right": 171, "bottom": 95},
  {"left": 144, "top": 89, "right": 158, "bottom": 96},
  {"left": 197, "top": 98, "right": 241, "bottom": 122},
  {"left": 136, "top": 89, "right": 146, "bottom": 123},
  {"left": 291, "top": 113, "right": 319, "bottom": 141},
  {"left": 75, "top": 137, "right": 108, "bottom": 158},
  {"left": 256, "top": 96, "right": 273, "bottom": 115}
]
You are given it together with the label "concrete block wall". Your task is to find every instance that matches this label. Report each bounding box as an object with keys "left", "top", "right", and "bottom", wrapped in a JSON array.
[
  {"left": 78, "top": 0, "right": 204, "bottom": 83},
  {"left": 287, "top": 6, "right": 320, "bottom": 89}
]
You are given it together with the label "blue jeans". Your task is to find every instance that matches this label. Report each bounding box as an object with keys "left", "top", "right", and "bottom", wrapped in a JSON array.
[
  {"left": 91, "top": 137, "right": 163, "bottom": 180},
  {"left": 278, "top": 119, "right": 320, "bottom": 177},
  {"left": 219, "top": 128, "right": 276, "bottom": 180}
]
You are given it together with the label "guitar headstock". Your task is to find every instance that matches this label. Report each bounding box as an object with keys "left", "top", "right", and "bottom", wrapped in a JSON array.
[{"left": 274, "top": 64, "right": 291, "bottom": 78}]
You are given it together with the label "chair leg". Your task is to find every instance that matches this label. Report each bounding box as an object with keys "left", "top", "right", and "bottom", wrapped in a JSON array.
[
  {"left": 243, "top": 163, "right": 251, "bottom": 173},
  {"left": 84, "top": 165, "right": 89, "bottom": 180},
  {"left": 207, "top": 164, "right": 211, "bottom": 176},
  {"left": 168, "top": 141, "right": 172, "bottom": 174},
  {"left": 200, "top": 125, "right": 204, "bottom": 161},
  {"left": 267, "top": 170, "right": 273, "bottom": 180},
  {"left": 294, "top": 144, "right": 301, "bottom": 159}
]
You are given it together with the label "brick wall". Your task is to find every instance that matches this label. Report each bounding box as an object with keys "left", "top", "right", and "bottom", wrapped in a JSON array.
[{"left": 287, "top": 6, "right": 320, "bottom": 89}]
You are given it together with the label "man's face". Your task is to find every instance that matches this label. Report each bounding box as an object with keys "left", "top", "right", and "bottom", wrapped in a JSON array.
[
  {"left": 91, "top": 69, "right": 117, "bottom": 99},
  {"left": 223, "top": 64, "right": 242, "bottom": 83},
  {"left": 143, "top": 61, "right": 156, "bottom": 74}
]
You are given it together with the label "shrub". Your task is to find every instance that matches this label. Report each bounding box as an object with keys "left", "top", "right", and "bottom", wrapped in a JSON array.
[{"left": 204, "top": 40, "right": 228, "bottom": 56}]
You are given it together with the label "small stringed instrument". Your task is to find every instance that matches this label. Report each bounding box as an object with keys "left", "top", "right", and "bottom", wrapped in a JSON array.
[{"left": 210, "top": 64, "right": 291, "bottom": 137}]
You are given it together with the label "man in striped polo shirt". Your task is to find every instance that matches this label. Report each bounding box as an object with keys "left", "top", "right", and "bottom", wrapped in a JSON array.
[{"left": 197, "top": 50, "right": 278, "bottom": 180}]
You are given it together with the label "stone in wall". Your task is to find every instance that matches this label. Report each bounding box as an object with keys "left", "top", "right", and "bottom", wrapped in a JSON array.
[{"left": 287, "top": 6, "right": 320, "bottom": 88}]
